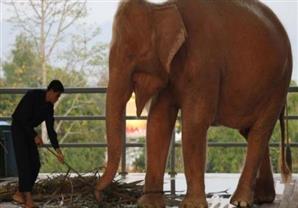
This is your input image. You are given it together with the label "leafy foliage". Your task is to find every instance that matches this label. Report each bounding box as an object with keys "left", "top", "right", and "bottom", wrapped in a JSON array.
[
  {"left": 3, "top": 34, "right": 42, "bottom": 87},
  {"left": 1, "top": 32, "right": 108, "bottom": 173}
]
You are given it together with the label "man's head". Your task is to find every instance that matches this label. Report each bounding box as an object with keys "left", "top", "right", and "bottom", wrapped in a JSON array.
[{"left": 46, "top": 80, "right": 64, "bottom": 104}]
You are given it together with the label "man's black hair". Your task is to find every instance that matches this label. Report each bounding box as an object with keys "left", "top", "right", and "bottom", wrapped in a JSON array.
[{"left": 47, "top": 80, "right": 64, "bottom": 93}]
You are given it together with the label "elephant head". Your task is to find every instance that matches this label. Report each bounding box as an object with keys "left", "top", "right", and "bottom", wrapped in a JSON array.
[{"left": 95, "top": 0, "right": 187, "bottom": 198}]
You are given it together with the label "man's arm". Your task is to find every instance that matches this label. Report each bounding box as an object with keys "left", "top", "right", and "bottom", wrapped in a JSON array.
[
  {"left": 45, "top": 109, "right": 64, "bottom": 163},
  {"left": 45, "top": 108, "right": 59, "bottom": 149}
]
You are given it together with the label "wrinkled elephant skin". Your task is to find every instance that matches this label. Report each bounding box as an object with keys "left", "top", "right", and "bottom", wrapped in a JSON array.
[{"left": 96, "top": 0, "right": 292, "bottom": 207}]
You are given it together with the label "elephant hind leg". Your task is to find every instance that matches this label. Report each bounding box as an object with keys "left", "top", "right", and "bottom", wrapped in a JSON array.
[
  {"left": 231, "top": 104, "right": 282, "bottom": 207},
  {"left": 253, "top": 145, "right": 275, "bottom": 204},
  {"left": 238, "top": 128, "right": 275, "bottom": 204},
  {"left": 239, "top": 128, "right": 250, "bottom": 139},
  {"left": 231, "top": 127, "right": 273, "bottom": 207}
]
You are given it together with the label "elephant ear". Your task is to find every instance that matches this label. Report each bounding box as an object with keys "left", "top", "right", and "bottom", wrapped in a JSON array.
[{"left": 153, "top": 4, "right": 187, "bottom": 73}]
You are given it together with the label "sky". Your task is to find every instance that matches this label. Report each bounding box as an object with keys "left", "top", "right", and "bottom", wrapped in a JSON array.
[{"left": 0, "top": 0, "right": 298, "bottom": 82}]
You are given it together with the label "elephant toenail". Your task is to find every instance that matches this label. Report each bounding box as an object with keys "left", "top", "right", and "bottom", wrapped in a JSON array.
[
  {"left": 232, "top": 201, "right": 239, "bottom": 206},
  {"left": 240, "top": 201, "right": 248, "bottom": 207}
]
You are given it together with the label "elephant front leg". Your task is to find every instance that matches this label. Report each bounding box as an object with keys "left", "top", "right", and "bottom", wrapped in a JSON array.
[
  {"left": 137, "top": 91, "right": 178, "bottom": 208},
  {"left": 180, "top": 107, "right": 210, "bottom": 208}
]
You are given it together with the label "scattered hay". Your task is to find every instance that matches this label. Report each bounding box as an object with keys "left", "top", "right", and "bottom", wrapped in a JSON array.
[
  {"left": 0, "top": 171, "right": 230, "bottom": 207},
  {"left": 0, "top": 170, "right": 144, "bottom": 208}
]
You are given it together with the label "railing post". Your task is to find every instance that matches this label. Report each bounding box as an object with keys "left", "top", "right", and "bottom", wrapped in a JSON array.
[
  {"left": 168, "top": 129, "right": 177, "bottom": 195},
  {"left": 119, "top": 109, "right": 128, "bottom": 178}
]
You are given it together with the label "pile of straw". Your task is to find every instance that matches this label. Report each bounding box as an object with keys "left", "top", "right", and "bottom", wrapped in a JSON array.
[{"left": 0, "top": 171, "right": 143, "bottom": 208}]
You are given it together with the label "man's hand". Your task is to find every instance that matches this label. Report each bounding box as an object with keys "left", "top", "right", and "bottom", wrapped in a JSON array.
[
  {"left": 55, "top": 148, "right": 64, "bottom": 163},
  {"left": 34, "top": 135, "right": 43, "bottom": 146}
]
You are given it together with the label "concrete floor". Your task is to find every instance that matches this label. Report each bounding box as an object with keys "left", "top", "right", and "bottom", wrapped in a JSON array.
[{"left": 0, "top": 173, "right": 297, "bottom": 208}]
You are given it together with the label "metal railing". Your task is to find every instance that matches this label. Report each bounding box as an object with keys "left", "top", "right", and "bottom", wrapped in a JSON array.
[{"left": 1, "top": 87, "right": 298, "bottom": 192}]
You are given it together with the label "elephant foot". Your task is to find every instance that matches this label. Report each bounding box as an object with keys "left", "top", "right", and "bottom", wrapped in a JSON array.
[
  {"left": 94, "top": 189, "right": 103, "bottom": 202},
  {"left": 180, "top": 195, "right": 208, "bottom": 208},
  {"left": 253, "top": 179, "right": 275, "bottom": 204},
  {"left": 254, "top": 192, "right": 275, "bottom": 205},
  {"left": 230, "top": 185, "right": 253, "bottom": 207},
  {"left": 137, "top": 193, "right": 165, "bottom": 208}
]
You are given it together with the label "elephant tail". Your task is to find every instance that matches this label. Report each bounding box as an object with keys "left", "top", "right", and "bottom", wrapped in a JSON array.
[{"left": 279, "top": 105, "right": 292, "bottom": 183}]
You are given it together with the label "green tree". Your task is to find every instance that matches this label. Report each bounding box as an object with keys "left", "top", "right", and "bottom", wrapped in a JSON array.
[
  {"left": 6, "top": 0, "right": 87, "bottom": 86},
  {"left": 1, "top": 35, "right": 41, "bottom": 120},
  {"left": 5, "top": 0, "right": 89, "bottom": 141},
  {"left": 1, "top": 32, "right": 108, "bottom": 172},
  {"left": 3, "top": 34, "right": 41, "bottom": 87}
]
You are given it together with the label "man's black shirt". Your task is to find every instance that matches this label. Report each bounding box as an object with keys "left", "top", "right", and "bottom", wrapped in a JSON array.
[{"left": 12, "top": 89, "right": 59, "bottom": 149}]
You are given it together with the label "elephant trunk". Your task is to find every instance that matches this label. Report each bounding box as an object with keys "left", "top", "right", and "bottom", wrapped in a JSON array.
[{"left": 95, "top": 74, "right": 132, "bottom": 194}]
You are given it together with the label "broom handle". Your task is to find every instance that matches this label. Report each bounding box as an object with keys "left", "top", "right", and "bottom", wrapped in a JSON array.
[
  {"left": 37, "top": 147, "right": 95, "bottom": 188},
  {"left": 45, "top": 146, "right": 85, "bottom": 179}
]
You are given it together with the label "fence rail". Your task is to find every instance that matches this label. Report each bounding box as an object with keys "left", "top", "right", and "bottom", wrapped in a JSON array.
[
  {"left": 40, "top": 142, "right": 298, "bottom": 148},
  {"left": 1, "top": 86, "right": 298, "bottom": 183}
]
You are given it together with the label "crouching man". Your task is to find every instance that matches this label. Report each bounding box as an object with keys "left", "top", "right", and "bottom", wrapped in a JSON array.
[{"left": 11, "top": 80, "right": 65, "bottom": 208}]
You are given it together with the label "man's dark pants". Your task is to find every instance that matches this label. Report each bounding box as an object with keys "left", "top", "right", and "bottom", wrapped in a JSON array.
[{"left": 11, "top": 121, "right": 40, "bottom": 192}]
